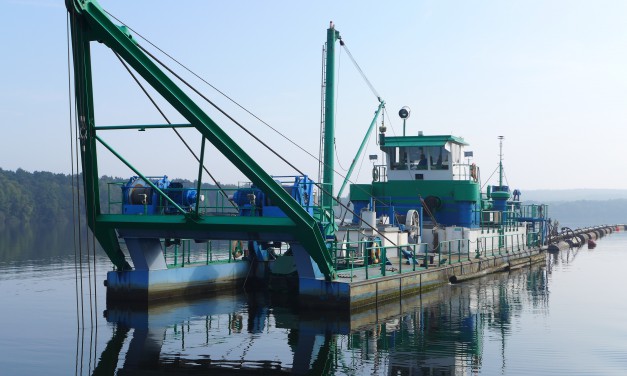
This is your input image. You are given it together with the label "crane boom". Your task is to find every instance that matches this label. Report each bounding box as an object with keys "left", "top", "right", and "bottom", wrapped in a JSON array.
[{"left": 66, "top": 0, "right": 337, "bottom": 279}]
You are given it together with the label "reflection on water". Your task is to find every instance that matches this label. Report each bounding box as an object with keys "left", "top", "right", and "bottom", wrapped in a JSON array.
[
  {"left": 0, "top": 224, "right": 76, "bottom": 261},
  {"left": 547, "top": 246, "right": 581, "bottom": 274},
  {"left": 3, "top": 234, "right": 627, "bottom": 375},
  {"left": 83, "top": 264, "right": 549, "bottom": 375}
]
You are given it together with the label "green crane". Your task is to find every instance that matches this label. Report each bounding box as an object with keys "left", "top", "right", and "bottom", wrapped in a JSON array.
[
  {"left": 66, "top": 0, "right": 336, "bottom": 280},
  {"left": 322, "top": 23, "right": 340, "bottom": 211}
]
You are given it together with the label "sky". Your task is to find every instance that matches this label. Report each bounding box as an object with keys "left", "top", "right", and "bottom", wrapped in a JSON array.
[{"left": 2, "top": 0, "right": 627, "bottom": 192}]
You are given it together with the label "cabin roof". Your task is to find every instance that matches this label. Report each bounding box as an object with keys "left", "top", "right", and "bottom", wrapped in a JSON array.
[{"left": 383, "top": 135, "right": 468, "bottom": 148}]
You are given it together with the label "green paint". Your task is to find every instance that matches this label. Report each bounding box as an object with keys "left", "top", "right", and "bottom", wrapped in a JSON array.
[
  {"left": 94, "top": 123, "right": 193, "bottom": 130},
  {"left": 69, "top": 8, "right": 130, "bottom": 270},
  {"left": 322, "top": 23, "right": 340, "bottom": 208},
  {"left": 350, "top": 184, "right": 373, "bottom": 201},
  {"left": 337, "top": 101, "right": 384, "bottom": 199},
  {"left": 371, "top": 180, "right": 480, "bottom": 204},
  {"left": 383, "top": 135, "right": 468, "bottom": 148},
  {"left": 195, "top": 137, "right": 206, "bottom": 216}
]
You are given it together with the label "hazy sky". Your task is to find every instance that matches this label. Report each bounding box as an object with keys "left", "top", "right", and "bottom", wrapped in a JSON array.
[{"left": 2, "top": 0, "right": 627, "bottom": 192}]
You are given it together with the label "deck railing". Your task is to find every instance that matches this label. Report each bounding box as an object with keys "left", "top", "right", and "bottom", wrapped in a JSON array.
[
  {"left": 160, "top": 239, "right": 246, "bottom": 268},
  {"left": 121, "top": 228, "right": 545, "bottom": 275},
  {"left": 332, "top": 240, "right": 432, "bottom": 282},
  {"left": 474, "top": 233, "right": 531, "bottom": 258},
  {"left": 332, "top": 230, "right": 542, "bottom": 280}
]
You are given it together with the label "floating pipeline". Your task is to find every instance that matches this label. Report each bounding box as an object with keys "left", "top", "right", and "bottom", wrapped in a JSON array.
[
  {"left": 447, "top": 224, "right": 624, "bottom": 285},
  {"left": 546, "top": 224, "right": 625, "bottom": 252}
]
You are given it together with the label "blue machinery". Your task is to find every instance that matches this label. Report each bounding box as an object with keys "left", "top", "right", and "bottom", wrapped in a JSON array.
[{"left": 122, "top": 176, "right": 198, "bottom": 215}]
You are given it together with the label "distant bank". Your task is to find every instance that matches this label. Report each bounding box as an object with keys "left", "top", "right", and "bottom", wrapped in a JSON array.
[
  {"left": 522, "top": 189, "right": 627, "bottom": 202},
  {"left": 520, "top": 189, "right": 627, "bottom": 229},
  {"left": 0, "top": 167, "right": 624, "bottom": 231}
]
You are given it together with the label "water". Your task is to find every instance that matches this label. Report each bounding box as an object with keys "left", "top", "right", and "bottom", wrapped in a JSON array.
[{"left": 1, "top": 232, "right": 627, "bottom": 375}]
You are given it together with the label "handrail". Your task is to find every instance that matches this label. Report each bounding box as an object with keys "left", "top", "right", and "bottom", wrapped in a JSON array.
[{"left": 329, "top": 228, "right": 544, "bottom": 280}]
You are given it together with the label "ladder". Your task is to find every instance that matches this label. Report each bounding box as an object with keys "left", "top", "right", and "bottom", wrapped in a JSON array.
[{"left": 317, "top": 43, "right": 327, "bottom": 192}]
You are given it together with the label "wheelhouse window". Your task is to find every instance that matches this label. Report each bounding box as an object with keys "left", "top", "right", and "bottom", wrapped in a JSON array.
[
  {"left": 427, "top": 146, "right": 449, "bottom": 170},
  {"left": 386, "top": 146, "right": 427, "bottom": 170},
  {"left": 386, "top": 147, "right": 403, "bottom": 170},
  {"left": 386, "top": 145, "right": 451, "bottom": 170}
]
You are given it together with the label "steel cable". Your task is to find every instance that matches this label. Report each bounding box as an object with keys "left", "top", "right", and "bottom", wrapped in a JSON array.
[
  {"left": 334, "top": 47, "right": 346, "bottom": 171},
  {"left": 112, "top": 52, "right": 238, "bottom": 210},
  {"left": 68, "top": 11, "right": 86, "bottom": 330},
  {"left": 98, "top": 10, "right": 417, "bottom": 247},
  {"left": 139, "top": 44, "right": 400, "bottom": 245},
  {"left": 67, "top": 12, "right": 81, "bottom": 332},
  {"left": 68, "top": 11, "right": 94, "bottom": 373},
  {"left": 103, "top": 10, "right": 393, "bottom": 215},
  {"left": 340, "top": 43, "right": 380, "bottom": 101}
]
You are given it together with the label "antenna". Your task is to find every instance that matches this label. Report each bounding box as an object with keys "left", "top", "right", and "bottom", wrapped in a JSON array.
[{"left": 498, "top": 136, "right": 504, "bottom": 186}]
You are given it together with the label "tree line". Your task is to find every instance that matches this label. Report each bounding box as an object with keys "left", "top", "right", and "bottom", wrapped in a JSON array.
[
  {"left": 1, "top": 167, "right": 623, "bottom": 234},
  {"left": 0, "top": 168, "right": 235, "bottom": 231}
]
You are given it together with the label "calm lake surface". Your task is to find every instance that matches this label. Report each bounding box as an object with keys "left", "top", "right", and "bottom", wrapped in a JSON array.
[{"left": 1, "top": 232, "right": 627, "bottom": 375}]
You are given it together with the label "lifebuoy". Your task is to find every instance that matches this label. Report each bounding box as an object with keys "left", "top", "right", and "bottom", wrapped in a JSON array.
[
  {"left": 368, "top": 242, "right": 381, "bottom": 264},
  {"left": 231, "top": 240, "right": 244, "bottom": 258},
  {"left": 470, "top": 163, "right": 478, "bottom": 182},
  {"left": 372, "top": 167, "right": 380, "bottom": 182}
]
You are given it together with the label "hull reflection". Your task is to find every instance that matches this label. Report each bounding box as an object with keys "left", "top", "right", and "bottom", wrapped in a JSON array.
[{"left": 90, "top": 262, "right": 549, "bottom": 375}]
